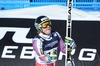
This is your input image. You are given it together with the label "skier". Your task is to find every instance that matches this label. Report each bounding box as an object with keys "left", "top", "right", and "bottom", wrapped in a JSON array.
[{"left": 32, "top": 15, "right": 76, "bottom": 66}]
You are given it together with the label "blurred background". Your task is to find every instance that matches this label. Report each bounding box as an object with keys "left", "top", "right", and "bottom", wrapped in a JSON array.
[{"left": 0, "top": 0, "right": 100, "bottom": 11}]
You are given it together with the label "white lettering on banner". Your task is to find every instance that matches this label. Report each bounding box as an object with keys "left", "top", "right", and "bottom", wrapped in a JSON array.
[
  {"left": 1, "top": 46, "right": 18, "bottom": 58},
  {"left": 0, "top": 27, "right": 32, "bottom": 43},
  {"left": 78, "top": 48, "right": 97, "bottom": 61},
  {"left": 1, "top": 46, "right": 97, "bottom": 61},
  {"left": 1, "top": 46, "right": 35, "bottom": 59},
  {"left": 20, "top": 46, "right": 35, "bottom": 59}
]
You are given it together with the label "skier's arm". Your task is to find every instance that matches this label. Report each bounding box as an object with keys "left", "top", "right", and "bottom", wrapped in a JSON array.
[
  {"left": 32, "top": 39, "right": 51, "bottom": 62},
  {"left": 56, "top": 32, "right": 66, "bottom": 53},
  {"left": 56, "top": 31, "right": 76, "bottom": 55},
  {"left": 59, "top": 38, "right": 66, "bottom": 53}
]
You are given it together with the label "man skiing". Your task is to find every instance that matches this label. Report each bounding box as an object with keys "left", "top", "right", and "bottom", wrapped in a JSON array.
[{"left": 32, "top": 15, "right": 76, "bottom": 66}]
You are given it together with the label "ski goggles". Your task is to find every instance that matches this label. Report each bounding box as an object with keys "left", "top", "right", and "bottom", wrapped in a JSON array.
[{"left": 40, "top": 21, "right": 52, "bottom": 28}]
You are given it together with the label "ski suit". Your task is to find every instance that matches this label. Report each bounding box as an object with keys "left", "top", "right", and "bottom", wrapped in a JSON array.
[{"left": 32, "top": 31, "right": 66, "bottom": 66}]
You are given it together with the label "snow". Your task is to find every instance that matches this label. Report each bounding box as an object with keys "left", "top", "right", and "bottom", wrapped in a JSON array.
[{"left": 0, "top": 5, "right": 100, "bottom": 21}]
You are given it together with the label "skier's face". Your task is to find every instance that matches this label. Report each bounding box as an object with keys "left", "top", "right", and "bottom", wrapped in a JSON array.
[{"left": 42, "top": 22, "right": 51, "bottom": 35}]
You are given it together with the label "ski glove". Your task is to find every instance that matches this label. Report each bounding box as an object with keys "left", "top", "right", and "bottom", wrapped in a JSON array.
[{"left": 65, "top": 37, "right": 76, "bottom": 52}]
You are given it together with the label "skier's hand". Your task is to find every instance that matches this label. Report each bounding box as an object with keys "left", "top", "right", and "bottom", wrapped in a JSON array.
[
  {"left": 65, "top": 37, "right": 76, "bottom": 51},
  {"left": 65, "top": 37, "right": 73, "bottom": 44},
  {"left": 47, "top": 55, "right": 57, "bottom": 62},
  {"left": 65, "top": 37, "right": 76, "bottom": 55},
  {"left": 50, "top": 56, "right": 57, "bottom": 61},
  {"left": 65, "top": 37, "right": 76, "bottom": 48},
  {"left": 50, "top": 50, "right": 57, "bottom": 61}
]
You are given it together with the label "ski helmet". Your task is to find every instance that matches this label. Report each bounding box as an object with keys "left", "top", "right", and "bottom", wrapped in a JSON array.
[{"left": 34, "top": 15, "right": 51, "bottom": 32}]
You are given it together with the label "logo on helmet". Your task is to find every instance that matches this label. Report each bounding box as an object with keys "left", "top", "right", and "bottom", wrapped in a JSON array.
[{"left": 41, "top": 17, "right": 49, "bottom": 22}]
